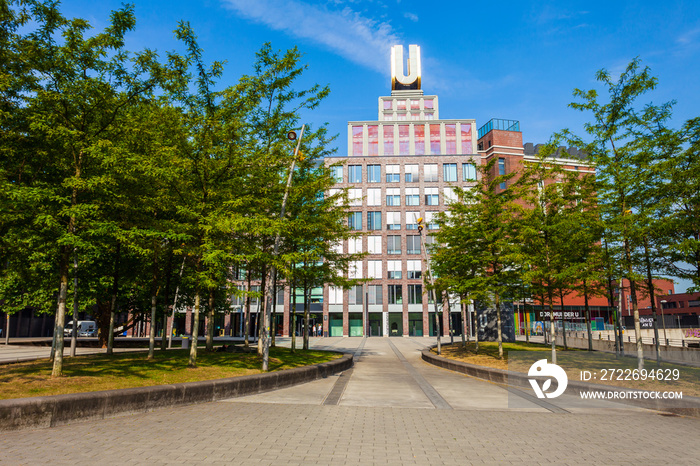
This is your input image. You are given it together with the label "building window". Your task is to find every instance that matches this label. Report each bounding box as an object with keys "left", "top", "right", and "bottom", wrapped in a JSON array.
[
  {"left": 368, "top": 164, "right": 381, "bottom": 183},
  {"left": 349, "top": 285, "right": 363, "bottom": 305},
  {"left": 411, "top": 99, "right": 420, "bottom": 110},
  {"left": 368, "top": 285, "right": 383, "bottom": 305},
  {"left": 424, "top": 99, "right": 434, "bottom": 109},
  {"left": 408, "top": 284, "right": 422, "bottom": 304},
  {"left": 368, "top": 235, "right": 382, "bottom": 254},
  {"left": 388, "top": 285, "right": 403, "bottom": 305},
  {"left": 348, "top": 212, "right": 362, "bottom": 230},
  {"left": 443, "top": 163, "right": 457, "bottom": 182},
  {"left": 367, "top": 188, "right": 381, "bottom": 206},
  {"left": 387, "top": 235, "right": 401, "bottom": 255},
  {"left": 348, "top": 188, "right": 362, "bottom": 206},
  {"left": 349, "top": 165, "right": 362, "bottom": 183},
  {"left": 368, "top": 260, "right": 382, "bottom": 279},
  {"left": 383, "top": 125, "right": 394, "bottom": 155},
  {"left": 406, "top": 235, "right": 421, "bottom": 255},
  {"left": 387, "top": 260, "right": 402, "bottom": 279},
  {"left": 386, "top": 164, "right": 400, "bottom": 182},
  {"left": 368, "top": 125, "right": 378, "bottom": 156},
  {"left": 414, "top": 124, "right": 425, "bottom": 155},
  {"left": 424, "top": 164, "right": 438, "bottom": 182},
  {"left": 368, "top": 211, "right": 382, "bottom": 231},
  {"left": 329, "top": 286, "right": 343, "bottom": 305},
  {"left": 348, "top": 237, "right": 362, "bottom": 254},
  {"left": 425, "top": 113, "right": 434, "bottom": 120},
  {"left": 349, "top": 261, "right": 363, "bottom": 279},
  {"left": 445, "top": 124, "right": 456, "bottom": 154},
  {"left": 444, "top": 187, "right": 457, "bottom": 204},
  {"left": 425, "top": 187, "right": 439, "bottom": 206},
  {"left": 398, "top": 125, "right": 409, "bottom": 154},
  {"left": 330, "top": 165, "right": 343, "bottom": 183},
  {"left": 405, "top": 187, "right": 420, "bottom": 206},
  {"left": 425, "top": 234, "right": 436, "bottom": 252},
  {"left": 425, "top": 211, "right": 438, "bottom": 230},
  {"left": 406, "top": 211, "right": 419, "bottom": 230},
  {"left": 404, "top": 164, "right": 419, "bottom": 183},
  {"left": 352, "top": 126, "right": 363, "bottom": 156},
  {"left": 386, "top": 212, "right": 401, "bottom": 230},
  {"left": 498, "top": 158, "right": 506, "bottom": 189},
  {"left": 463, "top": 163, "right": 477, "bottom": 180},
  {"left": 397, "top": 99, "right": 406, "bottom": 110},
  {"left": 430, "top": 124, "right": 441, "bottom": 155},
  {"left": 386, "top": 188, "right": 401, "bottom": 206},
  {"left": 407, "top": 260, "right": 422, "bottom": 279},
  {"left": 461, "top": 124, "right": 472, "bottom": 154}
]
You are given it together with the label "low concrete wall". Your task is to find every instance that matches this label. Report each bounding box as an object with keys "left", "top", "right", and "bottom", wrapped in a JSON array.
[
  {"left": 422, "top": 347, "right": 700, "bottom": 418},
  {"left": 0, "top": 353, "right": 352, "bottom": 432},
  {"left": 555, "top": 335, "right": 700, "bottom": 364}
]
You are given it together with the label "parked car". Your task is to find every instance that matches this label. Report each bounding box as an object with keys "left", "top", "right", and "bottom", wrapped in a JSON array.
[{"left": 64, "top": 320, "right": 97, "bottom": 337}]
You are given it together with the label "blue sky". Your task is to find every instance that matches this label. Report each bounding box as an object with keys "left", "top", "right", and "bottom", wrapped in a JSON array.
[{"left": 58, "top": 0, "right": 699, "bottom": 291}]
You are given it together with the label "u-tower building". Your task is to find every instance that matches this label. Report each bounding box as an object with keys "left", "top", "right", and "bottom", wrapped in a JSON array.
[{"left": 216, "top": 44, "right": 593, "bottom": 341}]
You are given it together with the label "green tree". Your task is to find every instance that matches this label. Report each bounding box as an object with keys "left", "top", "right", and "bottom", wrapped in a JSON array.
[
  {"left": 567, "top": 58, "right": 673, "bottom": 369},
  {"left": 434, "top": 158, "right": 521, "bottom": 359}
]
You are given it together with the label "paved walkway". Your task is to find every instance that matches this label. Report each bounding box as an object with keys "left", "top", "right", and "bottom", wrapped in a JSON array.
[{"left": 1, "top": 337, "right": 698, "bottom": 465}]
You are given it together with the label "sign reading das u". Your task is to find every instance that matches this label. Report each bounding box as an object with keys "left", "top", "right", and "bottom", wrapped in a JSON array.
[{"left": 391, "top": 45, "right": 421, "bottom": 90}]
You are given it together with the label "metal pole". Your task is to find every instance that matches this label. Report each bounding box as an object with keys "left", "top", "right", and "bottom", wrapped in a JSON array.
[
  {"left": 417, "top": 218, "right": 440, "bottom": 355},
  {"left": 263, "top": 125, "right": 305, "bottom": 371}
]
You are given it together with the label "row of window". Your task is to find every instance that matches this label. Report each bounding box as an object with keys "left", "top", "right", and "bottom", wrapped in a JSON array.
[
  {"left": 330, "top": 284, "right": 424, "bottom": 305},
  {"left": 331, "top": 163, "right": 478, "bottom": 184},
  {"left": 348, "top": 212, "right": 439, "bottom": 231},
  {"left": 332, "top": 187, "right": 459, "bottom": 207},
  {"left": 338, "top": 235, "right": 434, "bottom": 256},
  {"left": 347, "top": 259, "right": 423, "bottom": 280}
]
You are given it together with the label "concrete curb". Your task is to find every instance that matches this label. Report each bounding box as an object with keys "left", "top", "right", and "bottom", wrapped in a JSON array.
[
  {"left": 422, "top": 347, "right": 700, "bottom": 417},
  {"left": 0, "top": 352, "right": 353, "bottom": 431}
]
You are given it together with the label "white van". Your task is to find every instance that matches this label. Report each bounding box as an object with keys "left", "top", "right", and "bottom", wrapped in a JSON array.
[{"left": 64, "top": 321, "right": 97, "bottom": 337}]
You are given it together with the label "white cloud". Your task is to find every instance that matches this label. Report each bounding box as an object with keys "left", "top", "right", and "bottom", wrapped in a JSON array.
[
  {"left": 403, "top": 12, "right": 418, "bottom": 22},
  {"left": 677, "top": 26, "right": 700, "bottom": 45},
  {"left": 220, "top": 0, "right": 401, "bottom": 74}
]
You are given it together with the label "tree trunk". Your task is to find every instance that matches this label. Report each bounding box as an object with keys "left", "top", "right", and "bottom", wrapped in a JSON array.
[
  {"left": 5, "top": 313, "right": 11, "bottom": 345},
  {"left": 560, "top": 290, "right": 568, "bottom": 350},
  {"left": 148, "top": 245, "right": 158, "bottom": 360},
  {"left": 643, "top": 237, "right": 661, "bottom": 366},
  {"left": 548, "top": 288, "right": 556, "bottom": 364},
  {"left": 244, "top": 272, "right": 251, "bottom": 348},
  {"left": 303, "top": 282, "right": 310, "bottom": 350},
  {"left": 271, "top": 278, "right": 278, "bottom": 348},
  {"left": 107, "top": 243, "right": 120, "bottom": 354},
  {"left": 189, "top": 289, "right": 201, "bottom": 367},
  {"left": 206, "top": 288, "right": 215, "bottom": 352},
  {"left": 70, "top": 251, "right": 78, "bottom": 357},
  {"left": 257, "top": 264, "right": 267, "bottom": 356},
  {"left": 473, "top": 304, "right": 479, "bottom": 353},
  {"left": 624, "top": 238, "right": 644, "bottom": 370},
  {"left": 291, "top": 276, "right": 297, "bottom": 352},
  {"left": 52, "top": 246, "right": 70, "bottom": 377},
  {"left": 604, "top": 238, "right": 622, "bottom": 356},
  {"left": 584, "top": 279, "right": 593, "bottom": 351},
  {"left": 460, "top": 299, "right": 467, "bottom": 347},
  {"left": 495, "top": 292, "right": 503, "bottom": 359},
  {"left": 161, "top": 249, "right": 172, "bottom": 351},
  {"left": 49, "top": 317, "right": 57, "bottom": 360}
]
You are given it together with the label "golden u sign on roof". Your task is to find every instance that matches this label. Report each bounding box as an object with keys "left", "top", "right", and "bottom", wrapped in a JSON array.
[{"left": 391, "top": 44, "right": 421, "bottom": 91}]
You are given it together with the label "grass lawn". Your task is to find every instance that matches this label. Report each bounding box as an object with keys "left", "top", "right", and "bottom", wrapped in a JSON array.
[
  {"left": 437, "top": 341, "right": 700, "bottom": 397},
  {"left": 0, "top": 346, "right": 341, "bottom": 400}
]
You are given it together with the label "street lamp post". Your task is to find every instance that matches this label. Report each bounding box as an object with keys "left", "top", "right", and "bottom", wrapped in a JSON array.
[
  {"left": 262, "top": 125, "right": 305, "bottom": 372},
  {"left": 417, "top": 217, "right": 441, "bottom": 355}
]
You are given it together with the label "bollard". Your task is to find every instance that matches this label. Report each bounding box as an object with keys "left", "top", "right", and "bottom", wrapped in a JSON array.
[{"left": 182, "top": 336, "right": 189, "bottom": 349}]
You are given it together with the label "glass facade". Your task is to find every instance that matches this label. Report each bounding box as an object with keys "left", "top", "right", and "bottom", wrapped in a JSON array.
[
  {"left": 430, "top": 124, "right": 441, "bottom": 155},
  {"left": 368, "top": 211, "right": 382, "bottom": 230},
  {"left": 352, "top": 126, "right": 363, "bottom": 156},
  {"left": 383, "top": 126, "right": 394, "bottom": 155},
  {"left": 348, "top": 212, "right": 362, "bottom": 230},
  {"left": 445, "top": 124, "right": 456, "bottom": 154},
  {"left": 368, "top": 125, "right": 378, "bottom": 156},
  {"left": 388, "top": 285, "right": 403, "bottom": 304},
  {"left": 414, "top": 125, "right": 425, "bottom": 155}
]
